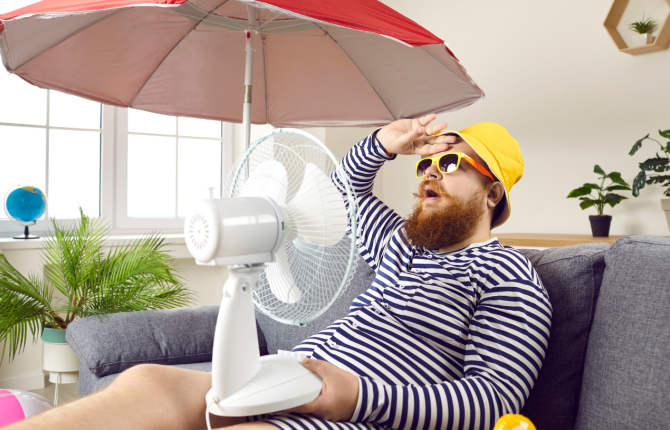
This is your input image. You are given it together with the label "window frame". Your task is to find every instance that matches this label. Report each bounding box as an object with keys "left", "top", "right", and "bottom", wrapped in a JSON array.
[
  {"left": 0, "top": 91, "right": 113, "bottom": 236},
  {"left": 114, "top": 107, "right": 234, "bottom": 231}
]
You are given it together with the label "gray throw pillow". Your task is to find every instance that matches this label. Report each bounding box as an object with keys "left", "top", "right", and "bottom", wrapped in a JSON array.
[
  {"left": 575, "top": 236, "right": 670, "bottom": 430},
  {"left": 67, "top": 305, "right": 268, "bottom": 377},
  {"left": 518, "top": 243, "right": 609, "bottom": 430}
]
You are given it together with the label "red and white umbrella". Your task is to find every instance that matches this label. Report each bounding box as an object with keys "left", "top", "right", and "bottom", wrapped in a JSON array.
[{"left": 0, "top": 0, "right": 483, "bottom": 147}]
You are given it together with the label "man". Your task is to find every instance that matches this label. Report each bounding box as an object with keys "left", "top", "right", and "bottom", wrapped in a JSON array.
[{"left": 9, "top": 114, "right": 552, "bottom": 430}]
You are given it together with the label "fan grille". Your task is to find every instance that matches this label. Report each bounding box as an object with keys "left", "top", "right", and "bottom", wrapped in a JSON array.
[
  {"left": 187, "top": 213, "right": 210, "bottom": 250},
  {"left": 226, "top": 129, "right": 359, "bottom": 326}
]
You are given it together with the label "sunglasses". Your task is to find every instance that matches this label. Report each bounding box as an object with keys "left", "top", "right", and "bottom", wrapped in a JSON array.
[{"left": 416, "top": 152, "right": 495, "bottom": 182}]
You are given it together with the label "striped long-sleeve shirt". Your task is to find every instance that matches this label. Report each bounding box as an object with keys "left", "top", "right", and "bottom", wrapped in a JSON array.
[{"left": 255, "top": 131, "right": 553, "bottom": 430}]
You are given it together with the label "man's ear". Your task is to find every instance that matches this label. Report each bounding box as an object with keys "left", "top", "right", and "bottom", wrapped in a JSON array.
[{"left": 486, "top": 181, "right": 505, "bottom": 209}]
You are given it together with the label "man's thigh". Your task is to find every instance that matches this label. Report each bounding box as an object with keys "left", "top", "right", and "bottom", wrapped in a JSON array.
[{"left": 111, "top": 364, "right": 247, "bottom": 429}]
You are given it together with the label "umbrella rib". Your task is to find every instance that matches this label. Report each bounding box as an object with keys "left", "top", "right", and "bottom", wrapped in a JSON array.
[
  {"left": 9, "top": 8, "right": 129, "bottom": 72},
  {"left": 313, "top": 23, "right": 396, "bottom": 122},
  {"left": 419, "top": 45, "right": 483, "bottom": 95},
  {"left": 129, "top": 0, "right": 232, "bottom": 108},
  {"left": 259, "top": 14, "right": 270, "bottom": 125}
]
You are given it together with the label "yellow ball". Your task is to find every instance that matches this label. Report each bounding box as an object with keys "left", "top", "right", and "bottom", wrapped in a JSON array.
[{"left": 492, "top": 414, "right": 536, "bottom": 430}]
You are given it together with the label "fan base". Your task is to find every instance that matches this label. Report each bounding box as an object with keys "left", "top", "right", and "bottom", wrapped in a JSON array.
[{"left": 206, "top": 354, "right": 322, "bottom": 417}]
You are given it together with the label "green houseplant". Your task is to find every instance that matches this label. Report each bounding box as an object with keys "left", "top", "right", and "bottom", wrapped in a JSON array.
[
  {"left": 629, "top": 15, "right": 657, "bottom": 46},
  {"left": 629, "top": 128, "right": 670, "bottom": 232},
  {"left": 0, "top": 209, "right": 195, "bottom": 366},
  {"left": 567, "top": 165, "right": 631, "bottom": 237}
]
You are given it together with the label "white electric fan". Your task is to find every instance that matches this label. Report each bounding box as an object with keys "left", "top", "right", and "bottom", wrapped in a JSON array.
[{"left": 184, "top": 128, "right": 358, "bottom": 421}]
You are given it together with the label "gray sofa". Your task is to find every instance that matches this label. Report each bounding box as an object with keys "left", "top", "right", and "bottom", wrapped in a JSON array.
[{"left": 66, "top": 236, "right": 670, "bottom": 430}]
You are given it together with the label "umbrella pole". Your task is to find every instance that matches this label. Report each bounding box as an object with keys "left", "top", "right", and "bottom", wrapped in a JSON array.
[{"left": 242, "top": 6, "right": 257, "bottom": 150}]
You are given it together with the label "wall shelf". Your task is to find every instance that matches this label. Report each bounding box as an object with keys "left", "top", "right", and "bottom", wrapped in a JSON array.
[{"left": 604, "top": 0, "right": 670, "bottom": 55}]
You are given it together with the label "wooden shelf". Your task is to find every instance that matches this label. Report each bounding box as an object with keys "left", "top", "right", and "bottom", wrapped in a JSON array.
[
  {"left": 494, "top": 233, "right": 666, "bottom": 248},
  {"left": 604, "top": 0, "right": 670, "bottom": 55}
]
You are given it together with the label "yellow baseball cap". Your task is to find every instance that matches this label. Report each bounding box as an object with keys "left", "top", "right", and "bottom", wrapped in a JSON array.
[{"left": 434, "top": 122, "right": 524, "bottom": 229}]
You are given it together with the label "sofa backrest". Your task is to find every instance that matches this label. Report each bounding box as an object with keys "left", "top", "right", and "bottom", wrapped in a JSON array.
[
  {"left": 575, "top": 236, "right": 670, "bottom": 430},
  {"left": 257, "top": 242, "right": 610, "bottom": 430},
  {"left": 518, "top": 243, "right": 609, "bottom": 430}
]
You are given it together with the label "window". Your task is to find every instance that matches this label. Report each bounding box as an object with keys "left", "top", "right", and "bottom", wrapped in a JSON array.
[
  {"left": 115, "top": 108, "right": 233, "bottom": 230},
  {"left": 0, "top": 71, "right": 104, "bottom": 235},
  {"left": 0, "top": 69, "right": 233, "bottom": 236}
]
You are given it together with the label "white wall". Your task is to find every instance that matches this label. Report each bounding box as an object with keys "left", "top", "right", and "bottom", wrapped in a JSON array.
[{"left": 342, "top": 0, "right": 670, "bottom": 236}]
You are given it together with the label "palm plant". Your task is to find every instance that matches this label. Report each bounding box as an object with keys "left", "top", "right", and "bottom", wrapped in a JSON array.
[{"left": 0, "top": 209, "right": 195, "bottom": 364}]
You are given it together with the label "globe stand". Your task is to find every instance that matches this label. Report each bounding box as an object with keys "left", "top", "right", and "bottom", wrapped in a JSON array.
[{"left": 14, "top": 225, "right": 39, "bottom": 240}]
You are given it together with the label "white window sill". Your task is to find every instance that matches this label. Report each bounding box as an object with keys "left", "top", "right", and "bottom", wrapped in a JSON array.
[{"left": 0, "top": 233, "right": 187, "bottom": 252}]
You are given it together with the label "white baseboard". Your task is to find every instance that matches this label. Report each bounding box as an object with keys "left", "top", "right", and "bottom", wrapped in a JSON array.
[{"left": 0, "top": 372, "right": 45, "bottom": 391}]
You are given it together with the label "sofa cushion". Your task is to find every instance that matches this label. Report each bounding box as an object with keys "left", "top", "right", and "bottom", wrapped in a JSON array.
[
  {"left": 67, "top": 305, "right": 268, "bottom": 377},
  {"left": 517, "top": 243, "right": 609, "bottom": 430},
  {"left": 256, "top": 256, "right": 376, "bottom": 354},
  {"left": 575, "top": 236, "right": 670, "bottom": 430}
]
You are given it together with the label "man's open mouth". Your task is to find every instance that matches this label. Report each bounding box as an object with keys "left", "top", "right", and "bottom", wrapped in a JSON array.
[{"left": 424, "top": 187, "right": 440, "bottom": 198}]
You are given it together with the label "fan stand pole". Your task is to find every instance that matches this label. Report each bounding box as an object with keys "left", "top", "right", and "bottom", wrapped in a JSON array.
[
  {"left": 206, "top": 263, "right": 323, "bottom": 417},
  {"left": 242, "top": 5, "right": 257, "bottom": 151},
  {"left": 208, "top": 265, "right": 262, "bottom": 404}
]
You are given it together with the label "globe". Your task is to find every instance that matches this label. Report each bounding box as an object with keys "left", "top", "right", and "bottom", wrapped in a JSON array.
[{"left": 3, "top": 185, "right": 47, "bottom": 239}]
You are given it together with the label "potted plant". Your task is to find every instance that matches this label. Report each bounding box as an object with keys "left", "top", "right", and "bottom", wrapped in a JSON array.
[
  {"left": 629, "top": 15, "right": 657, "bottom": 47},
  {"left": 567, "top": 165, "right": 631, "bottom": 237},
  {"left": 629, "top": 128, "right": 670, "bottom": 233},
  {"left": 0, "top": 209, "right": 195, "bottom": 386}
]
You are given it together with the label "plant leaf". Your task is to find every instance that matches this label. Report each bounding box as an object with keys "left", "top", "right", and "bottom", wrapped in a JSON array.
[
  {"left": 584, "top": 183, "right": 601, "bottom": 189},
  {"left": 632, "top": 170, "right": 646, "bottom": 197},
  {"left": 579, "top": 200, "right": 597, "bottom": 210},
  {"left": 641, "top": 157, "right": 670, "bottom": 171},
  {"left": 659, "top": 129, "right": 670, "bottom": 139},
  {"left": 605, "top": 193, "right": 627, "bottom": 207},
  {"left": 607, "top": 171, "right": 629, "bottom": 186},
  {"left": 605, "top": 184, "right": 631, "bottom": 191},
  {"left": 567, "top": 186, "right": 593, "bottom": 198},
  {"left": 645, "top": 174, "right": 670, "bottom": 185},
  {"left": 593, "top": 165, "right": 606, "bottom": 176},
  {"left": 629, "top": 134, "right": 649, "bottom": 156}
]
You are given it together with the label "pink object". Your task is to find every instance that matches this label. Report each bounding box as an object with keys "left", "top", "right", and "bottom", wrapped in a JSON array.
[
  {"left": 0, "top": 389, "right": 53, "bottom": 426},
  {"left": 0, "top": 0, "right": 482, "bottom": 128}
]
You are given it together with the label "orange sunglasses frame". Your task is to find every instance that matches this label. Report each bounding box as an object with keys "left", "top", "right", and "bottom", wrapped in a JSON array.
[{"left": 415, "top": 152, "right": 496, "bottom": 182}]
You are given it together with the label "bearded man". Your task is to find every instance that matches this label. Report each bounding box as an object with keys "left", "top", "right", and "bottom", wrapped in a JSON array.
[{"left": 9, "top": 115, "right": 552, "bottom": 430}]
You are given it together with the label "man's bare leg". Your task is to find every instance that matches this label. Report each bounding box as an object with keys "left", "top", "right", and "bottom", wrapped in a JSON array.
[{"left": 5, "top": 364, "right": 275, "bottom": 430}]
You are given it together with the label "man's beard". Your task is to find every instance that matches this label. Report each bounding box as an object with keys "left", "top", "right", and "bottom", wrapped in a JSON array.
[{"left": 403, "top": 179, "right": 486, "bottom": 250}]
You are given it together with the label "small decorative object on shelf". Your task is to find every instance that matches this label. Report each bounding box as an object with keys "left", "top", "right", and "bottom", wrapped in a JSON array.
[
  {"left": 567, "top": 165, "right": 631, "bottom": 237},
  {"left": 629, "top": 15, "right": 657, "bottom": 47},
  {"left": 604, "top": 0, "right": 670, "bottom": 55},
  {"left": 3, "top": 184, "right": 47, "bottom": 240},
  {"left": 629, "top": 128, "right": 670, "bottom": 233}
]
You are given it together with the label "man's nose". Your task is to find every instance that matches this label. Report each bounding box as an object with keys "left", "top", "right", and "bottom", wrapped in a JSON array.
[{"left": 425, "top": 161, "right": 442, "bottom": 180}]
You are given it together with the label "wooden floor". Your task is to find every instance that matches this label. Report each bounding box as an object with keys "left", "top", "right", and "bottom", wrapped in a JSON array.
[{"left": 29, "top": 379, "right": 79, "bottom": 406}]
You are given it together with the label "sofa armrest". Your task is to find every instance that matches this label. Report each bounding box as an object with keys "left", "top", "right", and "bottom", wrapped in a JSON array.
[{"left": 66, "top": 305, "right": 268, "bottom": 377}]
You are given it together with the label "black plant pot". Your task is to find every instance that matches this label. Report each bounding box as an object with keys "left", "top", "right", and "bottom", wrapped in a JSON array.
[{"left": 589, "top": 215, "right": 612, "bottom": 237}]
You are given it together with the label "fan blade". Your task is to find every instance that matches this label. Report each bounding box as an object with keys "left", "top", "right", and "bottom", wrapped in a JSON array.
[
  {"left": 266, "top": 246, "right": 301, "bottom": 303},
  {"left": 284, "top": 163, "right": 347, "bottom": 246},
  {"left": 239, "top": 160, "right": 288, "bottom": 205}
]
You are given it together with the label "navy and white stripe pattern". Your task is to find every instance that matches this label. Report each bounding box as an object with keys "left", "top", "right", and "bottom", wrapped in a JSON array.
[{"left": 254, "top": 132, "right": 553, "bottom": 430}]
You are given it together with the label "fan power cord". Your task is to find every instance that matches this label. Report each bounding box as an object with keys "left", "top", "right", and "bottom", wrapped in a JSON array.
[{"left": 206, "top": 396, "right": 219, "bottom": 430}]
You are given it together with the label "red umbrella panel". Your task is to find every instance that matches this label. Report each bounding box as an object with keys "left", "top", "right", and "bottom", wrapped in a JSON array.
[{"left": 0, "top": 0, "right": 483, "bottom": 129}]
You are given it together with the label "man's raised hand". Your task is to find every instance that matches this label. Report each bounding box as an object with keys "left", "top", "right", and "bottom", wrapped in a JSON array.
[{"left": 376, "top": 114, "right": 457, "bottom": 156}]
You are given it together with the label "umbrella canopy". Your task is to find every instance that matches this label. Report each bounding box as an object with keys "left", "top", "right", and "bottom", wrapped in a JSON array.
[{"left": 0, "top": 0, "right": 483, "bottom": 127}]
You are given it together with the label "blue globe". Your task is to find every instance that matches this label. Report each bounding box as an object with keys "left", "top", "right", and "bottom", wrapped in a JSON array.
[{"left": 4, "top": 185, "right": 48, "bottom": 226}]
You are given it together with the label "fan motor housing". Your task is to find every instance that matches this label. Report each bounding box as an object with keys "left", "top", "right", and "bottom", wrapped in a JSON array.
[{"left": 185, "top": 197, "right": 284, "bottom": 265}]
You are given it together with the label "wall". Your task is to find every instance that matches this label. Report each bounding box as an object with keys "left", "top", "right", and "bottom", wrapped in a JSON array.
[{"left": 341, "top": 0, "right": 670, "bottom": 236}]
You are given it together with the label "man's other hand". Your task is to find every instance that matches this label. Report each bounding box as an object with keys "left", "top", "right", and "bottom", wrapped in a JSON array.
[
  {"left": 285, "top": 358, "right": 359, "bottom": 422},
  {"left": 376, "top": 113, "right": 458, "bottom": 156}
]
